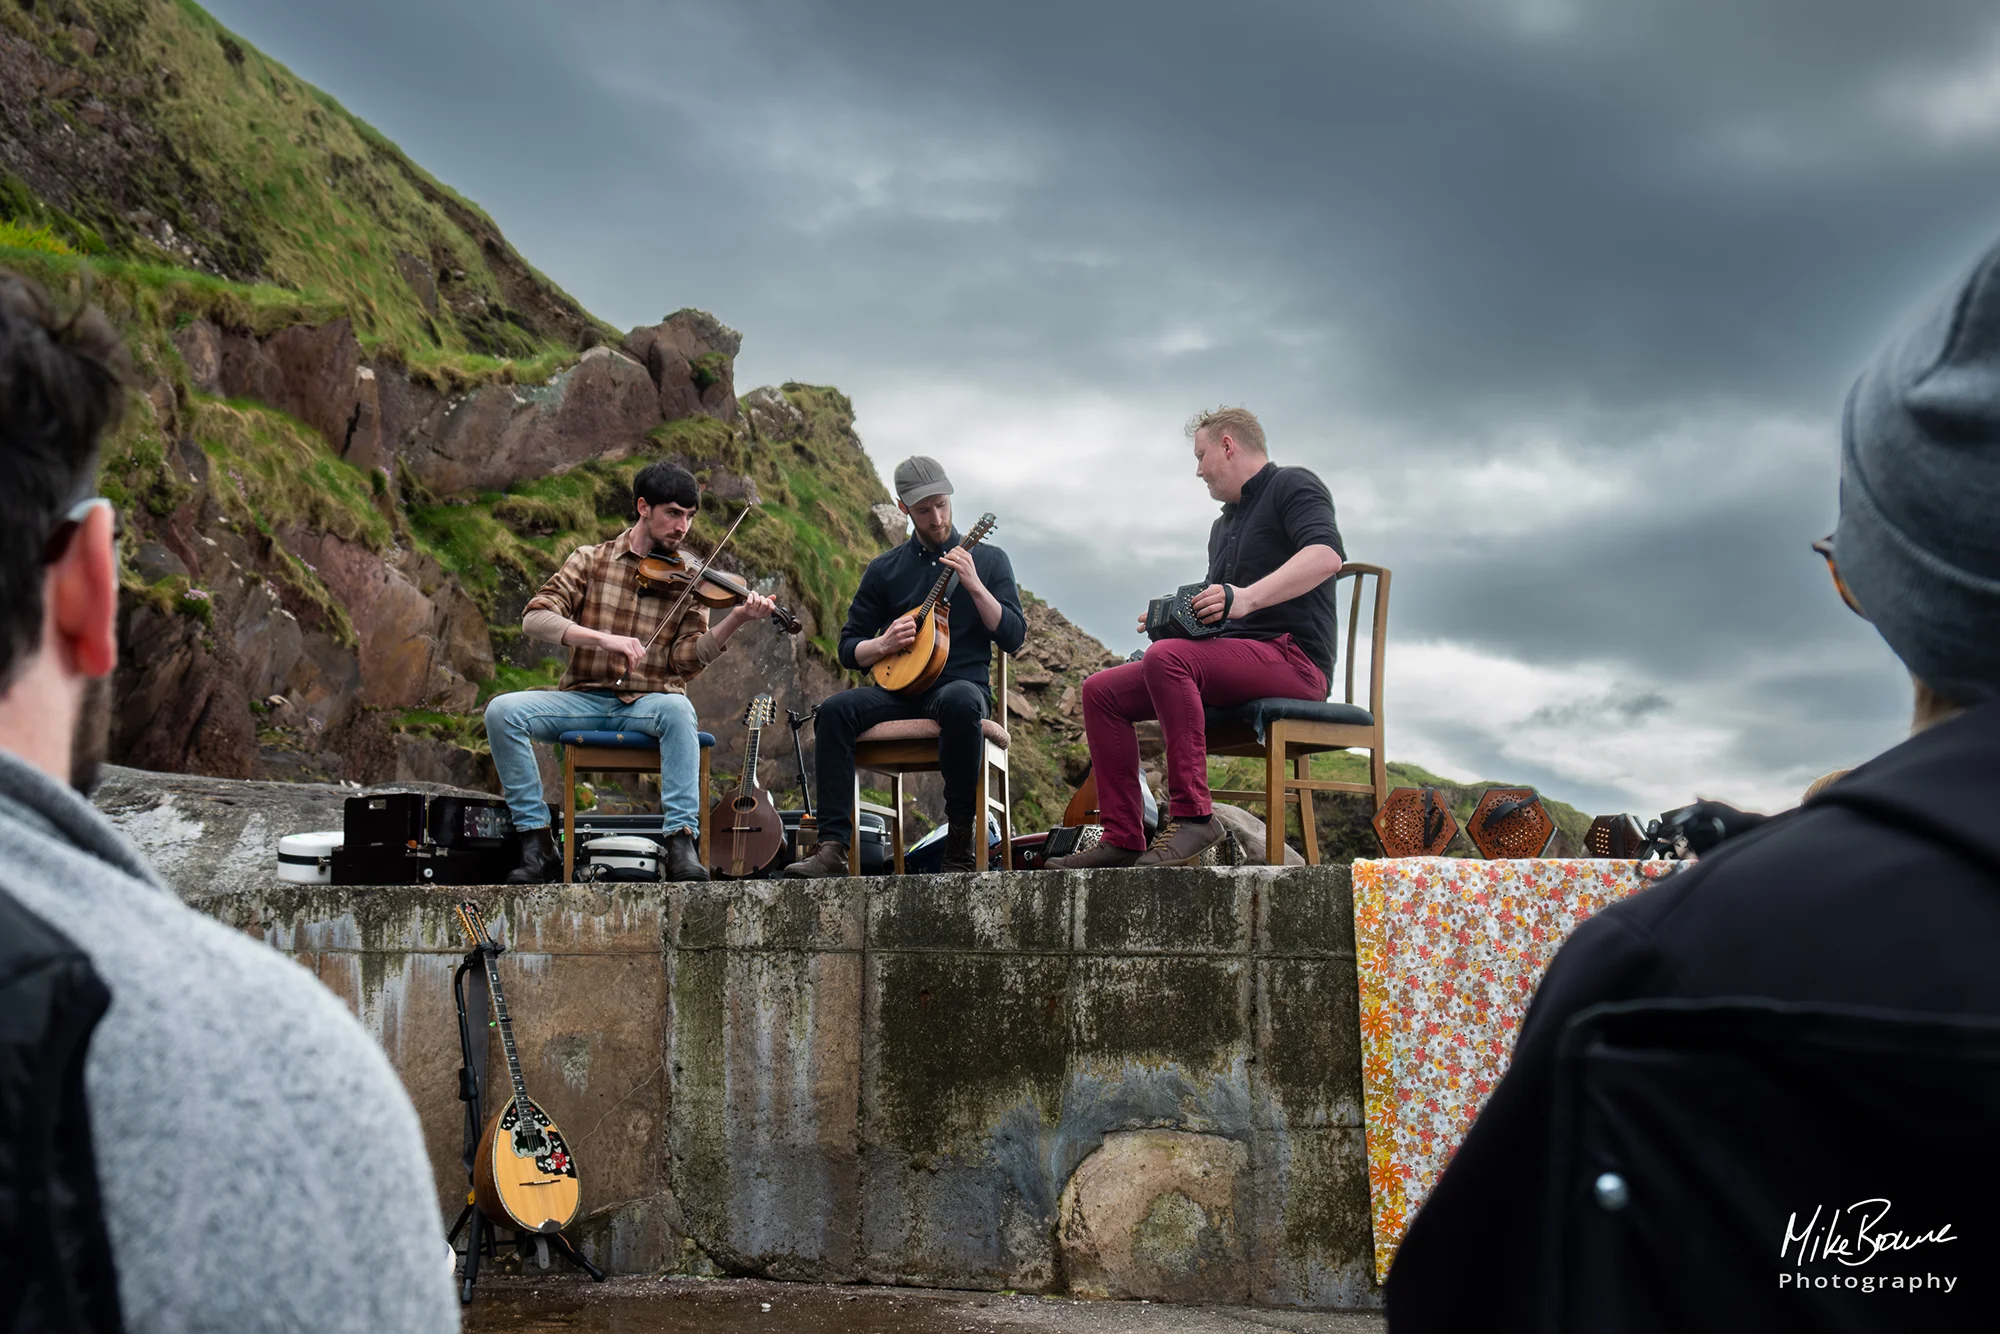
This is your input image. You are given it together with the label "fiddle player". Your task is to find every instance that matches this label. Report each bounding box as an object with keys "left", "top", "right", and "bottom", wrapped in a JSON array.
[
  {"left": 783, "top": 456, "right": 1025, "bottom": 876},
  {"left": 1048, "top": 407, "right": 1344, "bottom": 869},
  {"left": 484, "top": 461, "right": 776, "bottom": 883}
]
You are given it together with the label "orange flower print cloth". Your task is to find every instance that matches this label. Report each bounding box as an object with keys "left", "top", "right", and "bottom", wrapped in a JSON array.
[{"left": 1351, "top": 857, "right": 1672, "bottom": 1282}]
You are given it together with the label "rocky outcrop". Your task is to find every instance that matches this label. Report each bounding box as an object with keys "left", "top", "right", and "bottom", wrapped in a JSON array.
[
  {"left": 280, "top": 530, "right": 492, "bottom": 712},
  {"left": 390, "top": 344, "right": 659, "bottom": 495},
  {"left": 171, "top": 313, "right": 745, "bottom": 497},
  {"left": 742, "top": 385, "right": 805, "bottom": 443},
  {"left": 624, "top": 309, "right": 742, "bottom": 424},
  {"left": 174, "top": 317, "right": 373, "bottom": 462}
]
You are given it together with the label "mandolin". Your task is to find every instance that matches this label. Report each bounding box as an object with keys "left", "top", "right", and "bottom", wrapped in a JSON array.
[
  {"left": 453, "top": 902, "right": 582, "bottom": 1235},
  {"left": 709, "top": 693, "right": 786, "bottom": 878},
  {"left": 870, "top": 513, "right": 998, "bottom": 697}
]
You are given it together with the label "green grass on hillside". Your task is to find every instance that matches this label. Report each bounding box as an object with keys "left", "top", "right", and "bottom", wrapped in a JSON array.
[{"left": 1, "top": 0, "right": 608, "bottom": 363}]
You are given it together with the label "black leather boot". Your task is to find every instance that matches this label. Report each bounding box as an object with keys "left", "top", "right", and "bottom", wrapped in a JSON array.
[
  {"left": 941, "top": 820, "right": 978, "bottom": 873},
  {"left": 505, "top": 828, "right": 559, "bottom": 884},
  {"left": 664, "top": 831, "right": 709, "bottom": 882}
]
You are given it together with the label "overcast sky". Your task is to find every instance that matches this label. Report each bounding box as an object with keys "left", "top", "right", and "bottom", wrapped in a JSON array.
[{"left": 205, "top": 0, "right": 2000, "bottom": 815}]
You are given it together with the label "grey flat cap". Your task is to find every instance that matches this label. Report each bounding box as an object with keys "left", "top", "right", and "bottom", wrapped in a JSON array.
[
  {"left": 1835, "top": 236, "right": 2000, "bottom": 701},
  {"left": 893, "top": 455, "right": 954, "bottom": 506}
]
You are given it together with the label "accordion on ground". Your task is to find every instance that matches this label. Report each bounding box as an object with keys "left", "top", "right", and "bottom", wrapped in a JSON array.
[{"left": 1144, "top": 583, "right": 1231, "bottom": 642}]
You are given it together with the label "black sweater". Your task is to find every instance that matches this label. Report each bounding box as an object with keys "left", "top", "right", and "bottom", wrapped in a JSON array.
[{"left": 838, "top": 528, "right": 1026, "bottom": 690}]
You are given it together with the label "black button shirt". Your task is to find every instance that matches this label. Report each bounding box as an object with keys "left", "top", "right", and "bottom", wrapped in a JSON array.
[
  {"left": 1206, "top": 462, "right": 1346, "bottom": 685},
  {"left": 838, "top": 529, "right": 1027, "bottom": 691}
]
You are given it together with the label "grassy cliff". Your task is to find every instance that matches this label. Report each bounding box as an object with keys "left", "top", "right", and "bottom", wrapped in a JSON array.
[{"left": 1, "top": 0, "right": 608, "bottom": 366}]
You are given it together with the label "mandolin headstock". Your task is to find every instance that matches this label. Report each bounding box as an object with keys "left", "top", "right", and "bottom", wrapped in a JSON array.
[
  {"left": 743, "top": 693, "right": 776, "bottom": 731},
  {"left": 965, "top": 513, "right": 998, "bottom": 547},
  {"left": 454, "top": 900, "right": 499, "bottom": 952}
]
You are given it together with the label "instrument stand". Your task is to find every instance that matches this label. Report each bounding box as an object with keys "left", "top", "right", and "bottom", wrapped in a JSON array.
[{"left": 446, "top": 945, "right": 604, "bottom": 1304}]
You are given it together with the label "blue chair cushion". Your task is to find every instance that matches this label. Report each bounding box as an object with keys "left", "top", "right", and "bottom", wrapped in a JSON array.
[
  {"left": 559, "top": 730, "right": 716, "bottom": 749},
  {"left": 1205, "top": 698, "right": 1374, "bottom": 745}
]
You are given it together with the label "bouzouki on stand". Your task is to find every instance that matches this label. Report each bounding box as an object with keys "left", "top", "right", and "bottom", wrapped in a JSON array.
[
  {"left": 870, "top": 512, "right": 998, "bottom": 697},
  {"left": 710, "top": 693, "right": 786, "bottom": 878},
  {"left": 452, "top": 902, "right": 582, "bottom": 1237}
]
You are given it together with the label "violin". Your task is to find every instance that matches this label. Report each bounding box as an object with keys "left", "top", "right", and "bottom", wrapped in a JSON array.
[{"left": 635, "top": 548, "right": 802, "bottom": 635}]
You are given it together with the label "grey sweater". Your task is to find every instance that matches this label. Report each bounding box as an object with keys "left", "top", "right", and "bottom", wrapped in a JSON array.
[{"left": 0, "top": 750, "right": 458, "bottom": 1332}]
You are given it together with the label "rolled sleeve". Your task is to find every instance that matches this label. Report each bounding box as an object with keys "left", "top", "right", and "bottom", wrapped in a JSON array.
[{"left": 1278, "top": 472, "right": 1345, "bottom": 560}]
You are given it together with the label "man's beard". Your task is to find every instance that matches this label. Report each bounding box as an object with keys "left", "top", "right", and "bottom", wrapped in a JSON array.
[{"left": 70, "top": 675, "right": 111, "bottom": 796}]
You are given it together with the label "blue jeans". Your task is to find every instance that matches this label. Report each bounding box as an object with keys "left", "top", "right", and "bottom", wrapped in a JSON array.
[{"left": 484, "top": 690, "right": 703, "bottom": 836}]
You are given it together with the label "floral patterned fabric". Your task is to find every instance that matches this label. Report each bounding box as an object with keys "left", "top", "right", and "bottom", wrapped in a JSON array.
[{"left": 1351, "top": 857, "right": 1673, "bottom": 1282}]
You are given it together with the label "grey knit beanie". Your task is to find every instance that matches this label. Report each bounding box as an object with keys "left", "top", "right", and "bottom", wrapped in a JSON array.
[{"left": 1834, "top": 239, "right": 2000, "bottom": 702}]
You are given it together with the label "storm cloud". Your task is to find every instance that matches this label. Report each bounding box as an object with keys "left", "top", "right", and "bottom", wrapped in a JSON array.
[{"left": 204, "top": 0, "right": 2000, "bottom": 811}]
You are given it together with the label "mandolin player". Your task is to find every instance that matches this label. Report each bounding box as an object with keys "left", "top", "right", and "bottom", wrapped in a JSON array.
[
  {"left": 484, "top": 462, "right": 776, "bottom": 883},
  {"left": 783, "top": 456, "right": 1025, "bottom": 876}
]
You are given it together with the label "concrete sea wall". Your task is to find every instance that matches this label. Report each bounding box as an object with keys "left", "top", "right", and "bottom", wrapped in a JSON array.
[{"left": 198, "top": 866, "right": 1378, "bottom": 1310}]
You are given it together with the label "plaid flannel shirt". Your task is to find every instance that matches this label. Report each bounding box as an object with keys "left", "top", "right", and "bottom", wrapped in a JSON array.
[{"left": 524, "top": 527, "right": 720, "bottom": 701}]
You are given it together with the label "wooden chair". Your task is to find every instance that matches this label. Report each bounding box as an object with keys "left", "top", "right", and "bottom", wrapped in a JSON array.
[
  {"left": 850, "top": 653, "right": 1012, "bottom": 873},
  {"left": 1206, "top": 563, "right": 1390, "bottom": 865},
  {"left": 554, "top": 728, "right": 715, "bottom": 883}
]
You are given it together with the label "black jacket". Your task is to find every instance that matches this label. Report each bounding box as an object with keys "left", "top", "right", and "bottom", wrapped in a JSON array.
[
  {"left": 0, "top": 887, "right": 121, "bottom": 1333},
  {"left": 838, "top": 527, "right": 1027, "bottom": 690},
  {"left": 1387, "top": 697, "right": 2000, "bottom": 1331}
]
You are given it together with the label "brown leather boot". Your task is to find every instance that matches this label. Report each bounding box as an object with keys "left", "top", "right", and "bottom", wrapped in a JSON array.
[
  {"left": 1045, "top": 839, "right": 1142, "bottom": 870},
  {"left": 781, "top": 840, "right": 851, "bottom": 879},
  {"left": 1133, "top": 817, "right": 1229, "bottom": 867}
]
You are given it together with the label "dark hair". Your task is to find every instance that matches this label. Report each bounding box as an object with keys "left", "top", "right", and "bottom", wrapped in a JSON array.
[
  {"left": 0, "top": 271, "right": 129, "bottom": 690},
  {"left": 633, "top": 461, "right": 699, "bottom": 513}
]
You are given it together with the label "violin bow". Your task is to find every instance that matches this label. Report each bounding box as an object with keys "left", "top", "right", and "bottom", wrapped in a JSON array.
[{"left": 614, "top": 502, "right": 759, "bottom": 688}]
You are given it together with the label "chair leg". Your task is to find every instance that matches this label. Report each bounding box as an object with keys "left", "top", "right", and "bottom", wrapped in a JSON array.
[
  {"left": 1371, "top": 734, "right": 1388, "bottom": 813},
  {"left": 973, "top": 751, "right": 989, "bottom": 872},
  {"left": 562, "top": 750, "right": 577, "bottom": 885},
  {"left": 697, "top": 745, "right": 712, "bottom": 870},
  {"left": 995, "top": 746, "right": 1012, "bottom": 871},
  {"left": 1295, "top": 752, "right": 1320, "bottom": 866},
  {"left": 892, "top": 773, "right": 907, "bottom": 875},
  {"left": 1264, "top": 732, "right": 1287, "bottom": 867},
  {"left": 849, "top": 766, "right": 863, "bottom": 878}
]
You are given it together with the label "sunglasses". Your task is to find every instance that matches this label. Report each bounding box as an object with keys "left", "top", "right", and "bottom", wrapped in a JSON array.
[
  {"left": 1811, "top": 535, "right": 1865, "bottom": 619},
  {"left": 40, "top": 496, "right": 117, "bottom": 566}
]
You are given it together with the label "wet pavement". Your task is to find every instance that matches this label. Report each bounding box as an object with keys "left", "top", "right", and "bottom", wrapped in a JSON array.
[{"left": 461, "top": 1276, "right": 1386, "bottom": 1334}]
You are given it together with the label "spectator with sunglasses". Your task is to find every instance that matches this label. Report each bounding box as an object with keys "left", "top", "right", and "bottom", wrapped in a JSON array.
[
  {"left": 1387, "top": 238, "right": 2000, "bottom": 1329},
  {"left": 0, "top": 271, "right": 457, "bottom": 1329}
]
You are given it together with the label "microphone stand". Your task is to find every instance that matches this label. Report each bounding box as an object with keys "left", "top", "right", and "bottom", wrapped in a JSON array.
[{"left": 787, "top": 705, "right": 819, "bottom": 856}]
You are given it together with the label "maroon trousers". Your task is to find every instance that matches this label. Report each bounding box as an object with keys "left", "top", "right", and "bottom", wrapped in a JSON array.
[{"left": 1080, "top": 634, "right": 1327, "bottom": 851}]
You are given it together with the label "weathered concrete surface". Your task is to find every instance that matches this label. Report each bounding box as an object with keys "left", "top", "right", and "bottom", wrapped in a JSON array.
[
  {"left": 462, "top": 1275, "right": 1388, "bottom": 1332},
  {"left": 190, "top": 866, "right": 1376, "bottom": 1310},
  {"left": 92, "top": 765, "right": 489, "bottom": 903},
  {"left": 200, "top": 883, "right": 677, "bottom": 1276}
]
